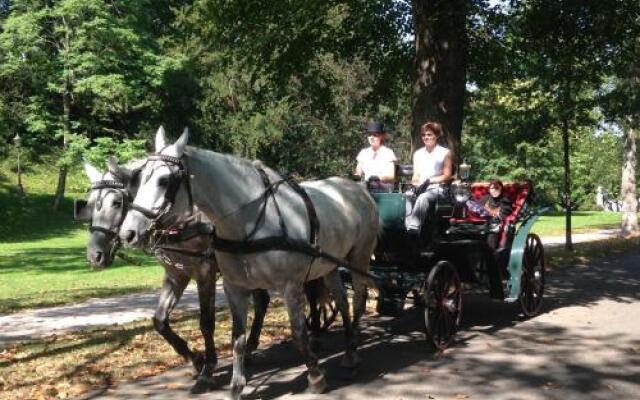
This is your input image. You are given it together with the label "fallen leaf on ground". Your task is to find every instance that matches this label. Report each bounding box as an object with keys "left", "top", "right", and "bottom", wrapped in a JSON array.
[{"left": 165, "top": 382, "right": 183, "bottom": 389}]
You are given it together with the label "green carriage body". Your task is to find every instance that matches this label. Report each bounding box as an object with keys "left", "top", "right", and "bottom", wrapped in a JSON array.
[{"left": 364, "top": 181, "right": 546, "bottom": 348}]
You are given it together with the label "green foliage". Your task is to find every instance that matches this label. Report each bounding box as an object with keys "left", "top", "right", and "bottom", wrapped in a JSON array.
[
  {"left": 175, "top": 0, "right": 412, "bottom": 175},
  {"left": 0, "top": 0, "right": 176, "bottom": 149},
  {"left": 463, "top": 78, "right": 622, "bottom": 210}
]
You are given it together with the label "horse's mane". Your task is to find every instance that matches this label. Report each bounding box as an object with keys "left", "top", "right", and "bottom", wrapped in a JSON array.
[{"left": 186, "top": 146, "right": 260, "bottom": 176}]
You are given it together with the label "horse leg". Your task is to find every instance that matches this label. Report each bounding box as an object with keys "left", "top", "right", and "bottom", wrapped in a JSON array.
[
  {"left": 322, "top": 269, "right": 359, "bottom": 370},
  {"left": 349, "top": 252, "right": 373, "bottom": 347},
  {"left": 153, "top": 272, "right": 195, "bottom": 367},
  {"left": 304, "top": 280, "right": 322, "bottom": 351},
  {"left": 246, "top": 289, "right": 270, "bottom": 359},
  {"left": 224, "top": 281, "right": 250, "bottom": 400},
  {"left": 283, "top": 282, "right": 327, "bottom": 394},
  {"left": 190, "top": 264, "right": 219, "bottom": 394}
]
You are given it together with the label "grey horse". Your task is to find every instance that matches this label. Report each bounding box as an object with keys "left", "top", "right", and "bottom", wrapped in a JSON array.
[
  {"left": 119, "top": 127, "right": 379, "bottom": 399},
  {"left": 78, "top": 159, "right": 270, "bottom": 394}
]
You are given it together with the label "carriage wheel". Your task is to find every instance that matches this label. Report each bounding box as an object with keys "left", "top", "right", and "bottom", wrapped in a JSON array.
[
  {"left": 519, "top": 233, "right": 545, "bottom": 317},
  {"left": 423, "top": 260, "right": 462, "bottom": 350},
  {"left": 306, "top": 299, "right": 338, "bottom": 333}
]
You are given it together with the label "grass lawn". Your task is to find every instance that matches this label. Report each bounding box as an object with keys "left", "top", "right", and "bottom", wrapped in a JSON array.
[
  {"left": 0, "top": 157, "right": 632, "bottom": 314},
  {"left": 0, "top": 162, "right": 163, "bottom": 314},
  {"left": 531, "top": 210, "right": 622, "bottom": 236},
  {"left": 0, "top": 226, "right": 163, "bottom": 313}
]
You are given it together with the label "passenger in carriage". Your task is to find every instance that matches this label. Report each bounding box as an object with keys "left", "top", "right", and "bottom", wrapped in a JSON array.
[
  {"left": 355, "top": 120, "right": 397, "bottom": 192},
  {"left": 466, "top": 179, "right": 513, "bottom": 248},
  {"left": 405, "top": 121, "right": 453, "bottom": 236},
  {"left": 466, "top": 179, "right": 513, "bottom": 225}
]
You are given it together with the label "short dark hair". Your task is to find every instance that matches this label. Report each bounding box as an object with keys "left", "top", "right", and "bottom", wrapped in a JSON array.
[
  {"left": 421, "top": 121, "right": 442, "bottom": 137},
  {"left": 489, "top": 179, "right": 504, "bottom": 191}
]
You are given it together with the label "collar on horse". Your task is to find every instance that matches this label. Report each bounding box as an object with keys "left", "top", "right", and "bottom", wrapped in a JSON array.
[{"left": 152, "top": 220, "right": 216, "bottom": 259}]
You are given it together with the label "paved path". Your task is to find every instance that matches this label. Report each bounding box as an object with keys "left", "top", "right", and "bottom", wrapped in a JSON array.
[
  {"left": 539, "top": 228, "right": 621, "bottom": 248},
  {"left": 0, "top": 283, "right": 226, "bottom": 345},
  {"left": 85, "top": 249, "right": 640, "bottom": 400},
  {"left": 0, "top": 230, "right": 622, "bottom": 346}
]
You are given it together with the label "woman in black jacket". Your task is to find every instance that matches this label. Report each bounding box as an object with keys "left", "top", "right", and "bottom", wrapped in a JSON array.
[{"left": 466, "top": 179, "right": 512, "bottom": 248}]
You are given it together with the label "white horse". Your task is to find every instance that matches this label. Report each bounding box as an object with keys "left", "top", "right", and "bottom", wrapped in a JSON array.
[
  {"left": 119, "top": 127, "right": 379, "bottom": 398},
  {"left": 79, "top": 159, "right": 270, "bottom": 394}
]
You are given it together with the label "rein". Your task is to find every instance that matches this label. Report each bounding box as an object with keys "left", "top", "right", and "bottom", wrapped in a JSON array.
[
  {"left": 152, "top": 220, "right": 215, "bottom": 259},
  {"left": 209, "top": 168, "right": 377, "bottom": 282},
  {"left": 212, "top": 167, "right": 319, "bottom": 250},
  {"left": 141, "top": 154, "right": 376, "bottom": 282}
]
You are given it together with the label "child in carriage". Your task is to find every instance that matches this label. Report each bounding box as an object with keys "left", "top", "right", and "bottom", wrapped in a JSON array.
[{"left": 465, "top": 179, "right": 512, "bottom": 247}]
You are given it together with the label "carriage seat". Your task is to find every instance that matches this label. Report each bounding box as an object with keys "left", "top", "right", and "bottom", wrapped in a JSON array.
[
  {"left": 448, "top": 181, "right": 532, "bottom": 248},
  {"left": 450, "top": 181, "right": 532, "bottom": 225},
  {"left": 394, "top": 164, "right": 413, "bottom": 192}
]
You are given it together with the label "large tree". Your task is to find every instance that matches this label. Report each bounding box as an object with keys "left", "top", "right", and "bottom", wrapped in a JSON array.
[
  {"left": 600, "top": 0, "right": 639, "bottom": 236},
  {"left": 411, "top": 0, "right": 468, "bottom": 160},
  {"left": 513, "top": 0, "right": 618, "bottom": 250}
]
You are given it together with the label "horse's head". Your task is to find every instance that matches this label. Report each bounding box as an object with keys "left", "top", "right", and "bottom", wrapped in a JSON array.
[
  {"left": 78, "top": 158, "right": 141, "bottom": 268},
  {"left": 119, "top": 126, "right": 192, "bottom": 248}
]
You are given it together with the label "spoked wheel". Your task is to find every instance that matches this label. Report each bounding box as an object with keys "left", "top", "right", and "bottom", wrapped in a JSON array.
[
  {"left": 304, "top": 279, "right": 338, "bottom": 333},
  {"left": 519, "top": 233, "right": 545, "bottom": 317},
  {"left": 306, "top": 299, "right": 338, "bottom": 333},
  {"left": 423, "top": 260, "right": 462, "bottom": 350}
]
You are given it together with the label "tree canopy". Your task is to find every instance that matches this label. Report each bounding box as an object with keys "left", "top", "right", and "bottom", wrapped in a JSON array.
[{"left": 0, "top": 0, "right": 637, "bottom": 228}]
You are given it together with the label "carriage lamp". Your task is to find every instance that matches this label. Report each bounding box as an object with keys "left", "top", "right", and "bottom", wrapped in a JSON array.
[
  {"left": 13, "top": 133, "right": 24, "bottom": 195},
  {"left": 459, "top": 160, "right": 471, "bottom": 181},
  {"left": 452, "top": 182, "right": 471, "bottom": 203}
]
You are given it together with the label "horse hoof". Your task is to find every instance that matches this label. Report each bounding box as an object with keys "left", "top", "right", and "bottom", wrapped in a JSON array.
[
  {"left": 190, "top": 375, "right": 218, "bottom": 394},
  {"left": 228, "top": 383, "right": 245, "bottom": 400},
  {"left": 306, "top": 373, "right": 327, "bottom": 394}
]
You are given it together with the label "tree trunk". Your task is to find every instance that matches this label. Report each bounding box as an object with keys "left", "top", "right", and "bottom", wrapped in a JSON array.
[
  {"left": 411, "top": 0, "right": 467, "bottom": 164},
  {"left": 620, "top": 121, "right": 638, "bottom": 236},
  {"left": 562, "top": 111, "right": 573, "bottom": 251},
  {"left": 52, "top": 80, "right": 70, "bottom": 211},
  {"left": 53, "top": 18, "right": 71, "bottom": 211}
]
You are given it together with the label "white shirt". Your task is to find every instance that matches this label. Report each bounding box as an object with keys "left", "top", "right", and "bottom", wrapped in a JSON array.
[
  {"left": 356, "top": 145, "right": 397, "bottom": 180},
  {"left": 413, "top": 144, "right": 449, "bottom": 185}
]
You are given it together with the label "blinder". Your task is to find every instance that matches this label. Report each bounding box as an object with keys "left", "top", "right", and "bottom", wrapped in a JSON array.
[
  {"left": 129, "top": 154, "right": 193, "bottom": 224},
  {"left": 84, "top": 180, "right": 130, "bottom": 238}
]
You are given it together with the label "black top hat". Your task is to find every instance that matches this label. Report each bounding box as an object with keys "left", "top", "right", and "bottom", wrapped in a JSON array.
[{"left": 364, "top": 121, "right": 385, "bottom": 135}]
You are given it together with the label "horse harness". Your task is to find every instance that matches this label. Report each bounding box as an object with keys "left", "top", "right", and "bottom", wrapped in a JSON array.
[
  {"left": 89, "top": 179, "right": 130, "bottom": 239},
  {"left": 138, "top": 153, "right": 373, "bottom": 279},
  {"left": 129, "top": 154, "right": 195, "bottom": 223}
]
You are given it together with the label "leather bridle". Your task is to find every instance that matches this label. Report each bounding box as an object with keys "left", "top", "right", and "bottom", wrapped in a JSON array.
[
  {"left": 88, "top": 180, "right": 130, "bottom": 239},
  {"left": 129, "top": 154, "right": 194, "bottom": 226}
]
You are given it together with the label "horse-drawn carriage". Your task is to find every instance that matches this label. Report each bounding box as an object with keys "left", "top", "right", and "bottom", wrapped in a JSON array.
[
  {"left": 340, "top": 166, "right": 547, "bottom": 350},
  {"left": 77, "top": 127, "right": 547, "bottom": 397}
]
